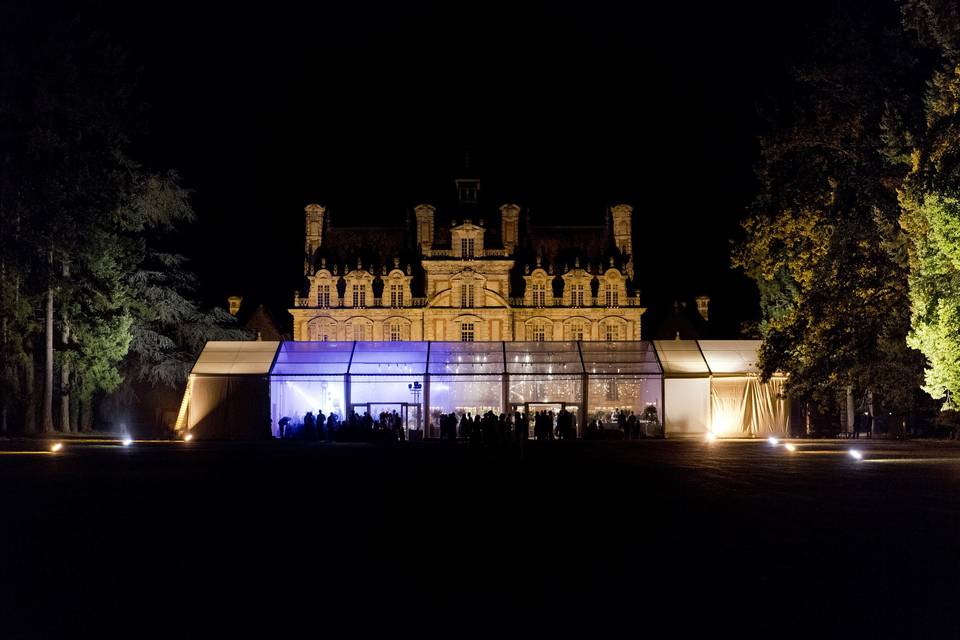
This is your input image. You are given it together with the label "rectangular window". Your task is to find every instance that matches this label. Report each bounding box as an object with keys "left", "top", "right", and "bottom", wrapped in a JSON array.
[
  {"left": 605, "top": 284, "right": 619, "bottom": 307},
  {"left": 461, "top": 238, "right": 475, "bottom": 259},
  {"left": 317, "top": 284, "right": 331, "bottom": 308},
  {"left": 461, "top": 322, "right": 475, "bottom": 342},
  {"left": 390, "top": 284, "right": 403, "bottom": 308},
  {"left": 460, "top": 283, "right": 474, "bottom": 308},
  {"left": 533, "top": 323, "right": 545, "bottom": 341},
  {"left": 389, "top": 323, "right": 402, "bottom": 341},
  {"left": 532, "top": 283, "right": 546, "bottom": 307},
  {"left": 352, "top": 284, "right": 366, "bottom": 308},
  {"left": 571, "top": 323, "right": 584, "bottom": 341},
  {"left": 571, "top": 284, "right": 584, "bottom": 307},
  {"left": 604, "top": 324, "right": 619, "bottom": 341}
]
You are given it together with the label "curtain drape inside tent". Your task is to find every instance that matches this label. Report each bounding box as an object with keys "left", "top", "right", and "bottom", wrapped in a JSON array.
[
  {"left": 710, "top": 376, "right": 789, "bottom": 437},
  {"left": 188, "top": 376, "right": 271, "bottom": 439}
]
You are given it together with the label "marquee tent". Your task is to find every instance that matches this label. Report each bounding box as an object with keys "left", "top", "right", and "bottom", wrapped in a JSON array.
[
  {"left": 176, "top": 341, "right": 279, "bottom": 439},
  {"left": 655, "top": 340, "right": 789, "bottom": 438},
  {"left": 175, "top": 340, "right": 788, "bottom": 440}
]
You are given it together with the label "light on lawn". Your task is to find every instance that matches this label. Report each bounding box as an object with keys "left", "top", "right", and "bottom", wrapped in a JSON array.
[
  {"left": 767, "top": 436, "right": 779, "bottom": 445},
  {"left": 705, "top": 431, "right": 717, "bottom": 443},
  {"left": 849, "top": 449, "right": 863, "bottom": 461},
  {"left": 50, "top": 442, "right": 63, "bottom": 453},
  {"left": 183, "top": 432, "right": 194, "bottom": 442},
  {"left": 122, "top": 436, "right": 133, "bottom": 447},
  {"left": 784, "top": 443, "right": 796, "bottom": 452}
]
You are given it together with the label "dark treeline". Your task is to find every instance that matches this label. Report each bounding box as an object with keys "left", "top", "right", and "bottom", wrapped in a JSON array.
[
  {"left": 0, "top": 6, "right": 247, "bottom": 434},
  {"left": 734, "top": 0, "right": 960, "bottom": 432}
]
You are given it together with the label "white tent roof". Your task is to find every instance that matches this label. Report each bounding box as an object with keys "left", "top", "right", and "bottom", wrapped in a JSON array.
[
  {"left": 191, "top": 341, "right": 280, "bottom": 375},
  {"left": 697, "top": 340, "right": 761, "bottom": 375},
  {"left": 654, "top": 340, "right": 709, "bottom": 376}
]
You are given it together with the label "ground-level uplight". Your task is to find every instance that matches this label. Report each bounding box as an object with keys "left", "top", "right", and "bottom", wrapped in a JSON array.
[
  {"left": 122, "top": 436, "right": 133, "bottom": 447},
  {"left": 183, "top": 432, "right": 193, "bottom": 442},
  {"left": 50, "top": 442, "right": 63, "bottom": 453},
  {"left": 849, "top": 449, "right": 863, "bottom": 461},
  {"left": 768, "top": 436, "right": 780, "bottom": 445},
  {"left": 784, "top": 443, "right": 797, "bottom": 452},
  {"left": 705, "top": 431, "right": 718, "bottom": 443}
]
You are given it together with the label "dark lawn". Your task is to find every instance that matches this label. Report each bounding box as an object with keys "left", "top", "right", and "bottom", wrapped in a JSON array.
[{"left": 1, "top": 439, "right": 958, "bottom": 637}]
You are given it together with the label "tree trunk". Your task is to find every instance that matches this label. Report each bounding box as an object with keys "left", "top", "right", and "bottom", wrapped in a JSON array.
[
  {"left": 1, "top": 314, "right": 6, "bottom": 434},
  {"left": 23, "top": 353, "right": 36, "bottom": 434},
  {"left": 60, "top": 320, "right": 70, "bottom": 433},
  {"left": 42, "top": 284, "right": 54, "bottom": 433},
  {"left": 80, "top": 398, "right": 93, "bottom": 432},
  {"left": 69, "top": 392, "right": 80, "bottom": 433}
]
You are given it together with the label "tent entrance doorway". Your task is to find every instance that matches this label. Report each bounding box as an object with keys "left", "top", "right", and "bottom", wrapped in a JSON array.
[
  {"left": 511, "top": 402, "right": 581, "bottom": 438},
  {"left": 350, "top": 402, "right": 421, "bottom": 437}
]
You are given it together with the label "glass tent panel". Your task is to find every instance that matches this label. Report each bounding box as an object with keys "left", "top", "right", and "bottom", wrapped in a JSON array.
[
  {"left": 270, "top": 375, "right": 347, "bottom": 437},
  {"left": 271, "top": 341, "right": 354, "bottom": 375},
  {"left": 349, "top": 341, "right": 428, "bottom": 375},
  {"left": 427, "top": 341, "right": 505, "bottom": 375},
  {"left": 429, "top": 375, "right": 503, "bottom": 421},
  {"left": 580, "top": 341, "right": 662, "bottom": 375},
  {"left": 504, "top": 341, "right": 583, "bottom": 375},
  {"left": 587, "top": 376, "right": 662, "bottom": 427}
]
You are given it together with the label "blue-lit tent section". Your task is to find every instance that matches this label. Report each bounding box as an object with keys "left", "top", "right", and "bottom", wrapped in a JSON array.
[
  {"left": 655, "top": 340, "right": 789, "bottom": 438},
  {"left": 176, "top": 341, "right": 280, "bottom": 439},
  {"left": 264, "top": 341, "right": 665, "bottom": 439},
  {"left": 268, "top": 341, "right": 351, "bottom": 438}
]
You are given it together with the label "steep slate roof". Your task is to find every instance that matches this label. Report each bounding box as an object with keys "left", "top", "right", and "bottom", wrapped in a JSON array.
[{"left": 645, "top": 300, "right": 711, "bottom": 340}]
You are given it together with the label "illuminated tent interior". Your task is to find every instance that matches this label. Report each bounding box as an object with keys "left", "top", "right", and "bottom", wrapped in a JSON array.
[
  {"left": 176, "top": 341, "right": 279, "bottom": 439},
  {"left": 655, "top": 340, "right": 789, "bottom": 438},
  {"left": 176, "top": 340, "right": 788, "bottom": 439}
]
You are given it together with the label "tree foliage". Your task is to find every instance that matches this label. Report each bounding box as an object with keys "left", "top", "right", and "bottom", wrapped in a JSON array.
[
  {"left": 0, "top": 7, "right": 248, "bottom": 432},
  {"left": 899, "top": 1, "right": 960, "bottom": 403},
  {"left": 733, "top": 5, "right": 925, "bottom": 412}
]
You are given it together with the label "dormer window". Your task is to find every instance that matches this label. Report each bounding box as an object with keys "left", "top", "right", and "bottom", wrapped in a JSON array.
[
  {"left": 317, "top": 284, "right": 331, "bottom": 308},
  {"left": 604, "top": 283, "right": 619, "bottom": 307},
  {"left": 390, "top": 283, "right": 404, "bottom": 308},
  {"left": 461, "top": 238, "right": 475, "bottom": 259},
  {"left": 572, "top": 284, "right": 584, "bottom": 307},
  {"left": 532, "top": 283, "right": 546, "bottom": 308},
  {"left": 352, "top": 284, "right": 366, "bottom": 308}
]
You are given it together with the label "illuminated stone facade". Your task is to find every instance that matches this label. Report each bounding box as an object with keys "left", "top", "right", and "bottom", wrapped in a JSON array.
[{"left": 290, "top": 176, "right": 644, "bottom": 342}]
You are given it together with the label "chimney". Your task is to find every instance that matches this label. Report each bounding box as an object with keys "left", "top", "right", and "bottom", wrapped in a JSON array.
[
  {"left": 500, "top": 204, "right": 520, "bottom": 254},
  {"left": 304, "top": 204, "right": 326, "bottom": 275},
  {"left": 414, "top": 204, "right": 435, "bottom": 253},
  {"left": 227, "top": 296, "right": 242, "bottom": 316},
  {"left": 695, "top": 295, "right": 710, "bottom": 322},
  {"left": 610, "top": 204, "right": 634, "bottom": 279}
]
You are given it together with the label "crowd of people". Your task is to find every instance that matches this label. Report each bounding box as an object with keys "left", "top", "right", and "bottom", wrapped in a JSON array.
[
  {"left": 436, "top": 408, "right": 578, "bottom": 444},
  {"left": 279, "top": 409, "right": 406, "bottom": 442},
  {"left": 278, "top": 406, "right": 659, "bottom": 442}
]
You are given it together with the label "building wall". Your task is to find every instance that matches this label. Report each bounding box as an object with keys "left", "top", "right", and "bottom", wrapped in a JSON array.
[{"left": 290, "top": 207, "right": 645, "bottom": 341}]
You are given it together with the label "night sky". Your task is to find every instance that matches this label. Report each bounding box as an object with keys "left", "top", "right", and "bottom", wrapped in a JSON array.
[{"left": 26, "top": 1, "right": 836, "bottom": 335}]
